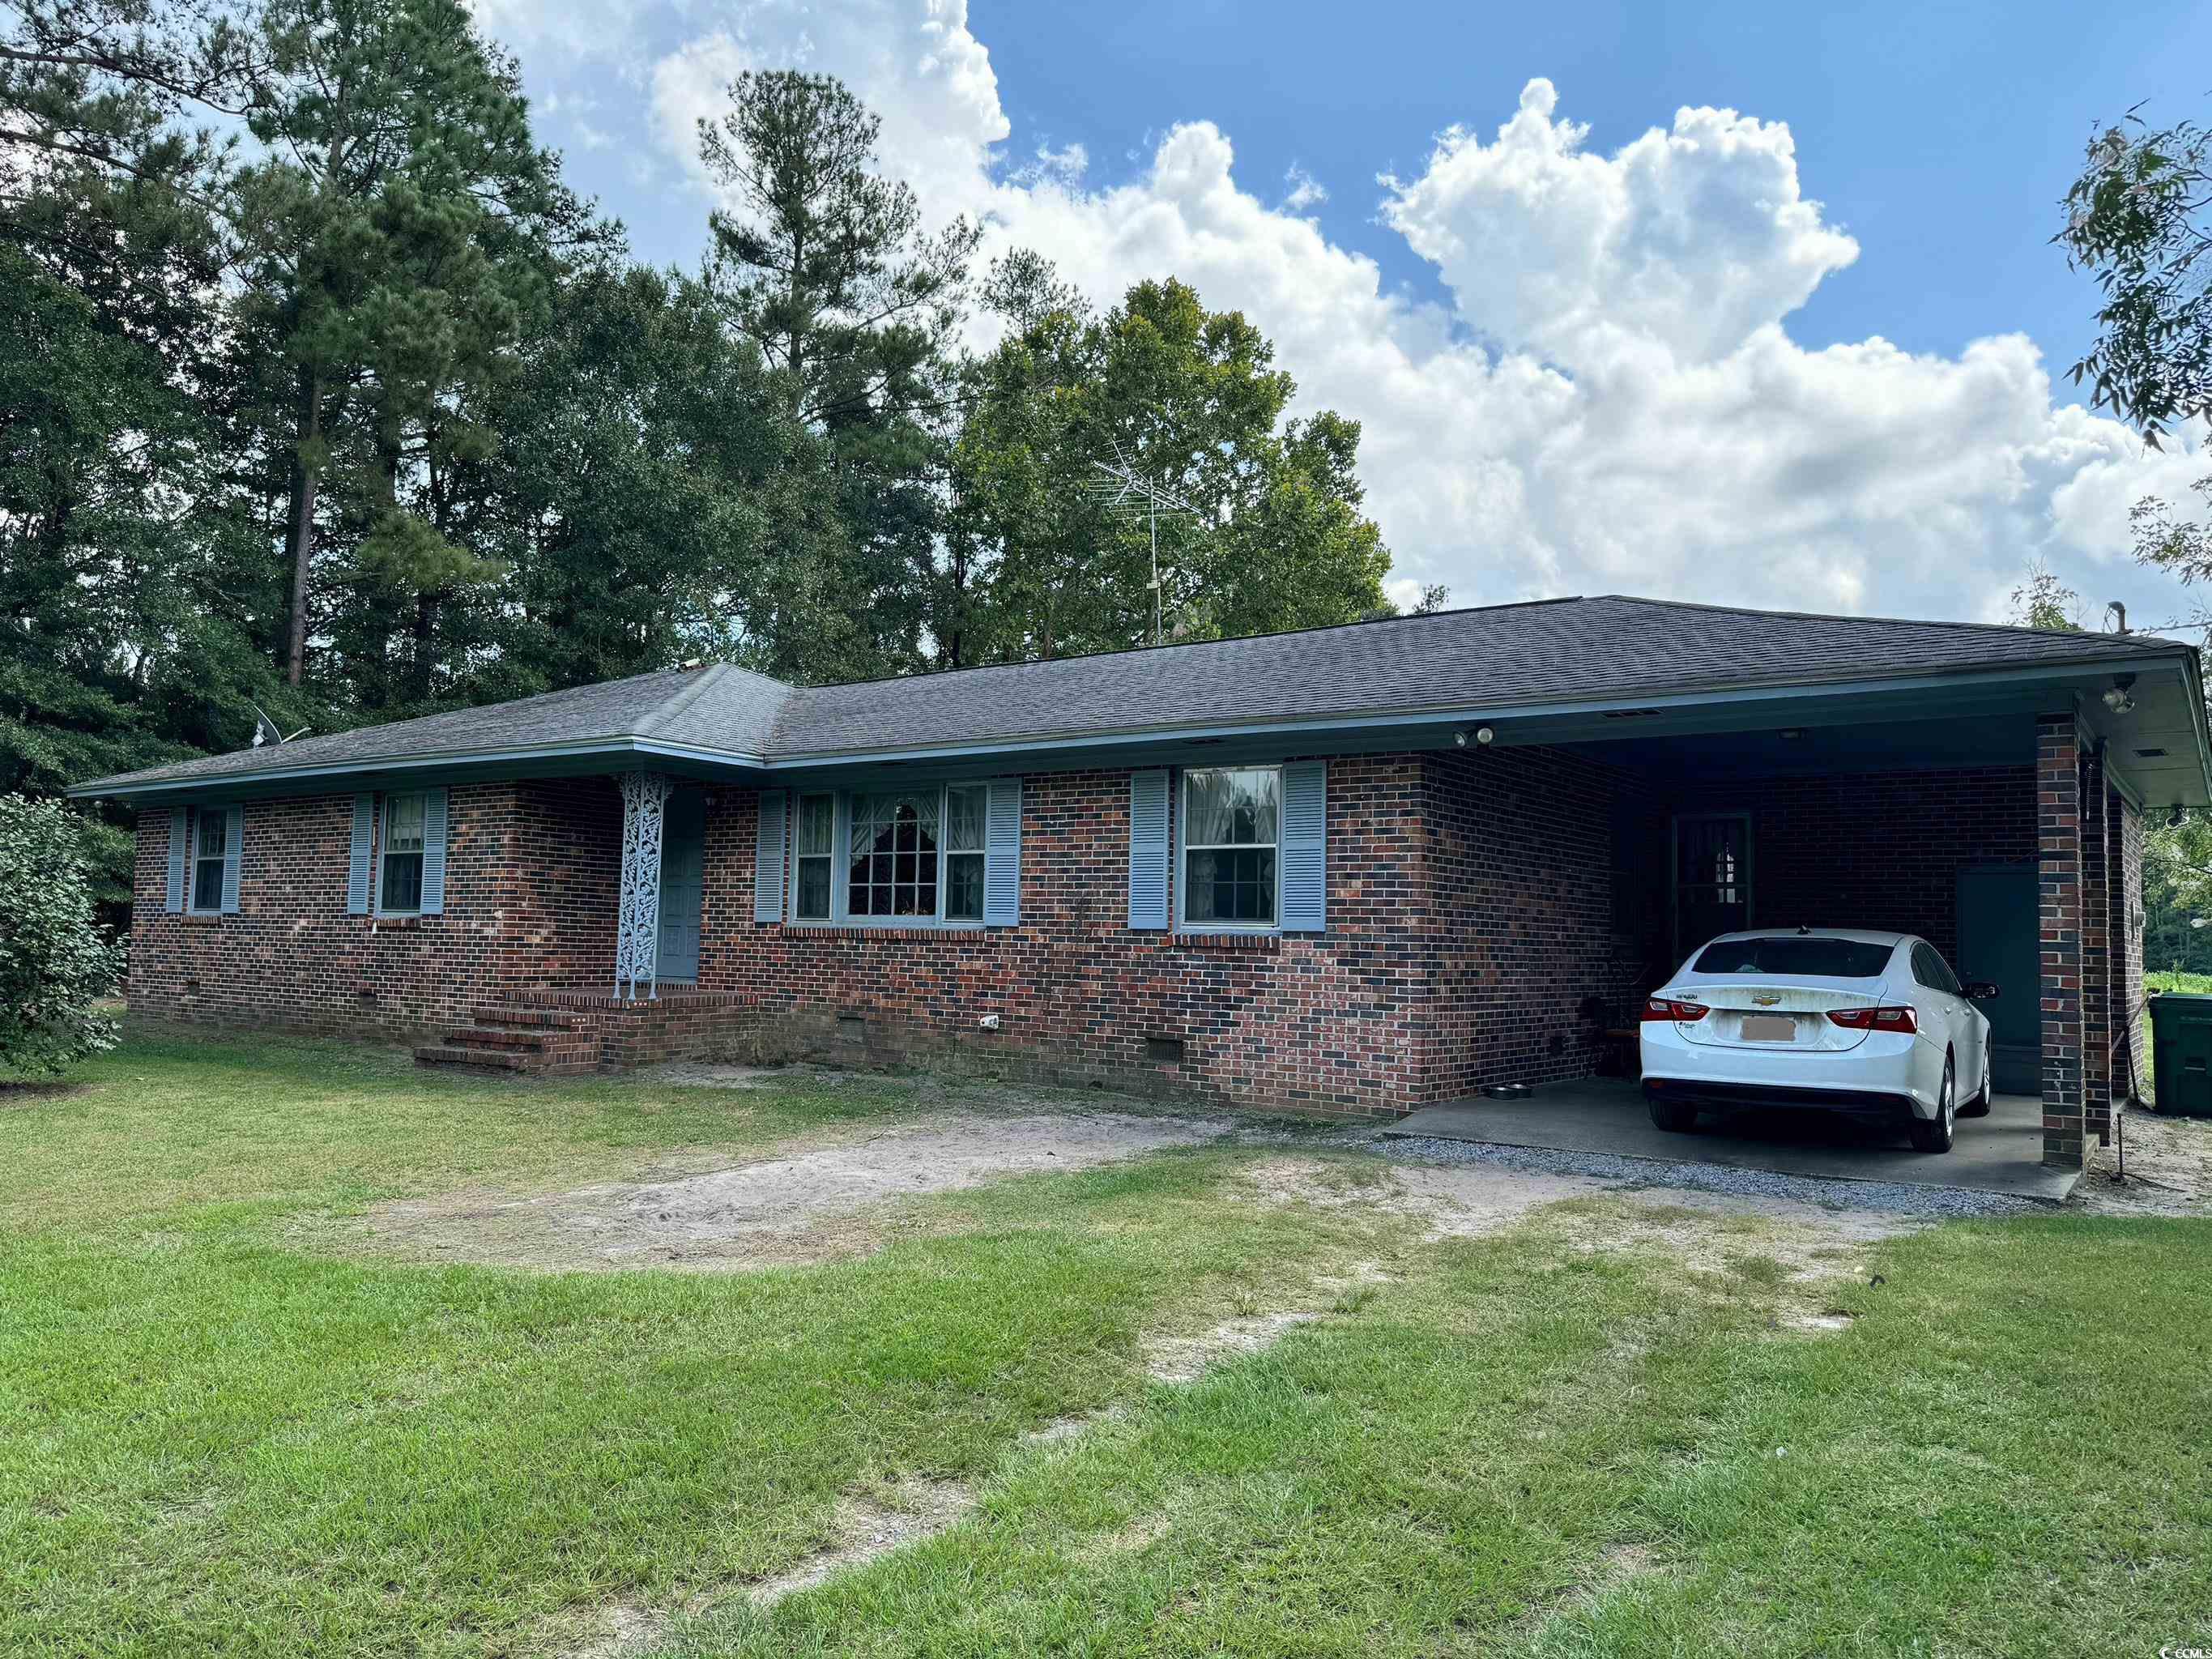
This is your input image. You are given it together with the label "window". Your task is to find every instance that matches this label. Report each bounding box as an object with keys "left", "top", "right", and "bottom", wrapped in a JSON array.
[
  {"left": 848, "top": 790, "right": 941, "bottom": 917},
  {"left": 1912, "top": 943, "right": 1962, "bottom": 996},
  {"left": 794, "top": 794, "right": 834, "bottom": 920},
  {"left": 1182, "top": 767, "right": 1279, "bottom": 926},
  {"left": 944, "top": 785, "right": 986, "bottom": 921},
  {"left": 190, "top": 808, "right": 227, "bottom": 912},
  {"left": 1691, "top": 937, "right": 1893, "bottom": 979},
  {"left": 380, "top": 792, "right": 426, "bottom": 915}
]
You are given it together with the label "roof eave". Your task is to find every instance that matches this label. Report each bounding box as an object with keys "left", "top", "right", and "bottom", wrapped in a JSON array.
[
  {"left": 68, "top": 734, "right": 771, "bottom": 802},
  {"left": 760, "top": 646, "right": 2205, "bottom": 769}
]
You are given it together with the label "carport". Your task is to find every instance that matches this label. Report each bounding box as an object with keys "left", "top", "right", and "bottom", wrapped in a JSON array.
[{"left": 1443, "top": 633, "right": 2212, "bottom": 1176}]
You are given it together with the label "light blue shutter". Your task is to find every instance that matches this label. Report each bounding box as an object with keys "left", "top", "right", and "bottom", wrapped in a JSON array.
[
  {"left": 983, "top": 778, "right": 1021, "bottom": 927},
  {"left": 418, "top": 788, "right": 448, "bottom": 915},
  {"left": 347, "top": 795, "right": 374, "bottom": 914},
  {"left": 1280, "top": 761, "right": 1326, "bottom": 934},
  {"left": 219, "top": 805, "right": 243, "bottom": 912},
  {"left": 1128, "top": 770, "right": 1170, "bottom": 928},
  {"left": 754, "top": 790, "right": 786, "bottom": 922},
  {"left": 165, "top": 807, "right": 187, "bottom": 912}
]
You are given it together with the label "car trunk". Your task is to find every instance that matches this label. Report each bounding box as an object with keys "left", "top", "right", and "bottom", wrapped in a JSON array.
[{"left": 1671, "top": 980, "right": 1887, "bottom": 1052}]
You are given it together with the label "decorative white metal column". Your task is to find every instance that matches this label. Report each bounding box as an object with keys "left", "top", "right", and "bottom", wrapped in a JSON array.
[{"left": 614, "top": 771, "right": 673, "bottom": 1000}]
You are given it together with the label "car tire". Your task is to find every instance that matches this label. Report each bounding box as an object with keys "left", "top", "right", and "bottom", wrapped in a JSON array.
[
  {"left": 1958, "top": 1050, "right": 1993, "bottom": 1119},
  {"left": 1647, "top": 1094, "right": 1698, "bottom": 1133},
  {"left": 1908, "top": 1056, "right": 1956, "bottom": 1154}
]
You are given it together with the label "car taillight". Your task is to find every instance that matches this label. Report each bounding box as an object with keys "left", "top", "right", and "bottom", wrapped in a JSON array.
[
  {"left": 1826, "top": 1005, "right": 1919, "bottom": 1034},
  {"left": 1642, "top": 997, "right": 1708, "bottom": 1023}
]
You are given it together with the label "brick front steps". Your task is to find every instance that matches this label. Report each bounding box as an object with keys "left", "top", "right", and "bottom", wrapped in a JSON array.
[{"left": 414, "top": 988, "right": 758, "bottom": 1077}]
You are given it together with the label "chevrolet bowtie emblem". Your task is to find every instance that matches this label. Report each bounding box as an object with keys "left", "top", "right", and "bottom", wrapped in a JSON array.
[{"left": 1752, "top": 994, "right": 1782, "bottom": 1006}]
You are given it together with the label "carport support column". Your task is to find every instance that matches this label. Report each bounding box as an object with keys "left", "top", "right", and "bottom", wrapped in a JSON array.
[
  {"left": 2037, "top": 714, "right": 2086, "bottom": 1168},
  {"left": 2082, "top": 746, "right": 2113, "bottom": 1146}
]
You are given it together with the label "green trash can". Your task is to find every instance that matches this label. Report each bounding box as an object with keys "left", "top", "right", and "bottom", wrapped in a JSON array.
[{"left": 2148, "top": 992, "right": 2212, "bottom": 1117}]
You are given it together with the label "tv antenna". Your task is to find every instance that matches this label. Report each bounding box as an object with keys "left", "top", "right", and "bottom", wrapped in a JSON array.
[
  {"left": 1089, "top": 441, "right": 1200, "bottom": 646},
  {"left": 248, "top": 701, "right": 309, "bottom": 747}
]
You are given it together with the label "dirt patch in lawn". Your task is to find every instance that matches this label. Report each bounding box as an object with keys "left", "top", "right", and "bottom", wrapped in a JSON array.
[
  {"left": 345, "top": 1111, "right": 1226, "bottom": 1271},
  {"left": 744, "top": 1477, "right": 977, "bottom": 1607},
  {"left": 0, "top": 1080, "right": 89, "bottom": 1107},
  {"left": 1244, "top": 1154, "right": 1909, "bottom": 1257},
  {"left": 2078, "top": 1106, "right": 2212, "bottom": 1217}
]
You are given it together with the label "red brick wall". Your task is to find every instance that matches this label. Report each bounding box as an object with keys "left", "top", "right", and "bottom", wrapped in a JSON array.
[
  {"left": 1662, "top": 767, "right": 2038, "bottom": 968},
  {"left": 2037, "top": 714, "right": 2086, "bottom": 1165},
  {"left": 2118, "top": 791, "right": 2147, "bottom": 1101},
  {"left": 693, "top": 759, "right": 1434, "bottom": 1117},
  {"left": 128, "top": 779, "right": 623, "bottom": 1038},
  {"left": 126, "top": 742, "right": 2103, "bottom": 1128},
  {"left": 1414, "top": 746, "right": 1660, "bottom": 1099}
]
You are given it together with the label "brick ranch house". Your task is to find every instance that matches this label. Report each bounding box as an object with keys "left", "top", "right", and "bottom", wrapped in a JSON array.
[{"left": 74, "top": 596, "right": 2211, "bottom": 1169}]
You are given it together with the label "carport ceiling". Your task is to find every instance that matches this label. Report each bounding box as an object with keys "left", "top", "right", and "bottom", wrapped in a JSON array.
[{"left": 1579, "top": 714, "right": 2033, "bottom": 781}]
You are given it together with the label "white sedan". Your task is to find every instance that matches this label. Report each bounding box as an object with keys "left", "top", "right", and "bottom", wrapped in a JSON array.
[{"left": 1639, "top": 928, "right": 1996, "bottom": 1154}]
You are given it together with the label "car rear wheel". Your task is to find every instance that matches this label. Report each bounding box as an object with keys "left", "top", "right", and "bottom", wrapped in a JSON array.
[
  {"left": 1958, "top": 1049, "right": 1993, "bottom": 1119},
  {"left": 1908, "top": 1056, "right": 1956, "bottom": 1154},
  {"left": 1647, "top": 1094, "right": 1699, "bottom": 1133}
]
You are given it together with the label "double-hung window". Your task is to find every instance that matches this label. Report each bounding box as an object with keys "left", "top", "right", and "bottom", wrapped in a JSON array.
[
  {"left": 794, "top": 794, "right": 834, "bottom": 921},
  {"left": 379, "top": 792, "right": 427, "bottom": 915},
  {"left": 942, "top": 785, "right": 986, "bottom": 921},
  {"left": 1180, "top": 766, "right": 1280, "bottom": 927},
  {"left": 189, "top": 808, "right": 228, "bottom": 912}
]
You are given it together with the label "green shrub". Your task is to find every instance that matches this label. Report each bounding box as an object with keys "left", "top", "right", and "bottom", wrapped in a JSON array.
[{"left": 0, "top": 795, "right": 124, "bottom": 1074}]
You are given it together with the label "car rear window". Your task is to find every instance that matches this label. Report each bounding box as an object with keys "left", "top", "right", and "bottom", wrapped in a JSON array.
[{"left": 1691, "top": 937, "right": 1894, "bottom": 978}]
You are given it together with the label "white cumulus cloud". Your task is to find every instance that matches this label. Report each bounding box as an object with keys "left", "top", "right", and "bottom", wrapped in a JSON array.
[{"left": 498, "top": 0, "right": 2209, "bottom": 628}]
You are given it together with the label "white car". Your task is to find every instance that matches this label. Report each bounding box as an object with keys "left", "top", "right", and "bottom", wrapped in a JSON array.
[{"left": 1639, "top": 928, "right": 1996, "bottom": 1154}]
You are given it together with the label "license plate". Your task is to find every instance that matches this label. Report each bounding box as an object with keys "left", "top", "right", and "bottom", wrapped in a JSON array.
[{"left": 1741, "top": 1014, "right": 1796, "bottom": 1043}]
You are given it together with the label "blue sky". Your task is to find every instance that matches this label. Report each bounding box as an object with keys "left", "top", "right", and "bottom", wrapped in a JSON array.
[
  {"left": 482, "top": 0, "right": 2212, "bottom": 632},
  {"left": 966, "top": 0, "right": 2212, "bottom": 373}
]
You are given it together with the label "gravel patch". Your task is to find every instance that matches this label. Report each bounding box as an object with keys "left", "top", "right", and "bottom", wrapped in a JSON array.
[
  {"left": 1371, "top": 1134, "right": 2048, "bottom": 1222},
  {"left": 354, "top": 1110, "right": 1226, "bottom": 1271}
]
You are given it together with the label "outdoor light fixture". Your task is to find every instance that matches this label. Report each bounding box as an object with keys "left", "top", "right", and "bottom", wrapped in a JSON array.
[
  {"left": 1453, "top": 729, "right": 1468, "bottom": 748},
  {"left": 2169, "top": 804, "right": 2187, "bottom": 829},
  {"left": 1475, "top": 726, "right": 1495, "bottom": 744},
  {"left": 2103, "top": 673, "right": 2137, "bottom": 715}
]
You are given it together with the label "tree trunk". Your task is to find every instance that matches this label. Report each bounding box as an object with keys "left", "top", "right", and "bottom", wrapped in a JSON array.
[
  {"left": 281, "top": 368, "right": 322, "bottom": 686},
  {"left": 411, "top": 591, "right": 437, "bottom": 703}
]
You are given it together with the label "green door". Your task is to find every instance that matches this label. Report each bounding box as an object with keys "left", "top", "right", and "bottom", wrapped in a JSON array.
[
  {"left": 1957, "top": 864, "right": 2039, "bottom": 1094},
  {"left": 656, "top": 788, "right": 705, "bottom": 983}
]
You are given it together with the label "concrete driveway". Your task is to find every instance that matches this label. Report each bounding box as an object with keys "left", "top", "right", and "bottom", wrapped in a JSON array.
[{"left": 1385, "top": 1078, "right": 2073, "bottom": 1203}]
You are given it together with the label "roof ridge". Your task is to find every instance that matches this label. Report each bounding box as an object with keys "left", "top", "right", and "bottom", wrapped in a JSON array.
[
  {"left": 790, "top": 594, "right": 1592, "bottom": 696},
  {"left": 637, "top": 662, "right": 734, "bottom": 736},
  {"left": 1589, "top": 592, "right": 2182, "bottom": 649}
]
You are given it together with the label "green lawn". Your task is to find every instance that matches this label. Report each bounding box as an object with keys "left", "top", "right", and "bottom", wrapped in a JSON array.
[{"left": 3, "top": 1029, "right": 2209, "bottom": 1657}]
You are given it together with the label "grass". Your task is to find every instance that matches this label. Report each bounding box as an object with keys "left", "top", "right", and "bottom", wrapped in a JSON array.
[
  {"left": 2146, "top": 970, "right": 2212, "bottom": 996},
  {"left": 3, "top": 1028, "right": 2210, "bottom": 1657}
]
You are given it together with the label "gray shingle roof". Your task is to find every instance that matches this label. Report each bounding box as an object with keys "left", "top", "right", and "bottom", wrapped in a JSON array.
[
  {"left": 76, "top": 595, "right": 2190, "bottom": 793},
  {"left": 771, "top": 595, "right": 2184, "bottom": 756},
  {"left": 82, "top": 662, "right": 792, "bottom": 790}
]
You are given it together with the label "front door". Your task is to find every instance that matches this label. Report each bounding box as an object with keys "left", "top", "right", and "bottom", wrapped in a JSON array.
[
  {"left": 1673, "top": 813, "right": 1751, "bottom": 961},
  {"left": 656, "top": 787, "right": 705, "bottom": 983},
  {"left": 1957, "top": 863, "right": 2039, "bottom": 1094}
]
